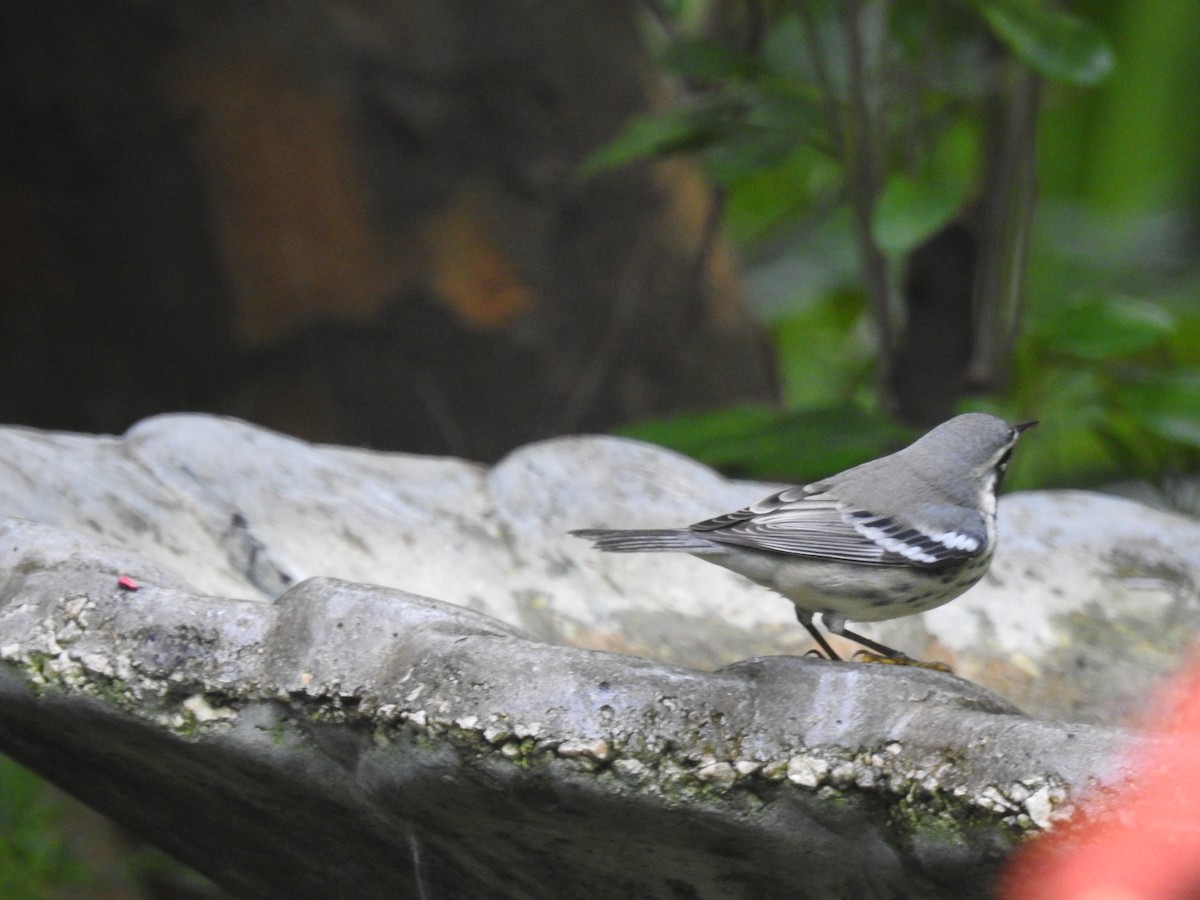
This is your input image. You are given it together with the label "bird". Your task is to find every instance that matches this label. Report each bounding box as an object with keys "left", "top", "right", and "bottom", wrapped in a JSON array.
[{"left": 571, "top": 413, "right": 1036, "bottom": 664}]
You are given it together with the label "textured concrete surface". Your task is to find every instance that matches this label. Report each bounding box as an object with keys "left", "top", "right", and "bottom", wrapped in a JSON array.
[{"left": 0, "top": 519, "right": 1127, "bottom": 899}]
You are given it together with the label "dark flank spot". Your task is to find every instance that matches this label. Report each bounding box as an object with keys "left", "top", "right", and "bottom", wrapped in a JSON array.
[
  {"left": 939, "top": 573, "right": 958, "bottom": 585},
  {"left": 893, "top": 581, "right": 915, "bottom": 593},
  {"left": 907, "top": 592, "right": 935, "bottom": 605},
  {"left": 871, "top": 596, "right": 894, "bottom": 607}
]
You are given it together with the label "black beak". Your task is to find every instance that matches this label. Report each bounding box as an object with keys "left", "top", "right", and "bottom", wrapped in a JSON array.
[{"left": 1014, "top": 420, "right": 1039, "bottom": 434}]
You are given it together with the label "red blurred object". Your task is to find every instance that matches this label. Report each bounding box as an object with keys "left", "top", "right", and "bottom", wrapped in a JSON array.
[
  {"left": 1001, "top": 658, "right": 1200, "bottom": 900},
  {"left": 116, "top": 575, "right": 140, "bottom": 591}
]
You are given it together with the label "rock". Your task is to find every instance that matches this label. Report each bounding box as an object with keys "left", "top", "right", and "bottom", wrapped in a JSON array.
[
  {"left": 4, "top": 415, "right": 1181, "bottom": 895},
  {"left": 923, "top": 491, "right": 1200, "bottom": 724},
  {"left": 1, "top": 415, "right": 1197, "bottom": 728},
  {"left": 0, "top": 520, "right": 1126, "bottom": 899},
  {"left": 514, "top": 436, "right": 1200, "bottom": 726}
]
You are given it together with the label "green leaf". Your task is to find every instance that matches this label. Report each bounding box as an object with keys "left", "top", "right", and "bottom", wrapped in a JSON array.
[
  {"left": 773, "top": 295, "right": 871, "bottom": 407},
  {"left": 871, "top": 174, "right": 966, "bottom": 258},
  {"left": 1166, "top": 310, "right": 1200, "bottom": 367},
  {"left": 619, "top": 406, "right": 914, "bottom": 482},
  {"left": 761, "top": 14, "right": 811, "bottom": 77},
  {"left": 660, "top": 39, "right": 763, "bottom": 81},
  {"left": 578, "top": 102, "right": 739, "bottom": 176},
  {"left": 1032, "top": 296, "right": 1174, "bottom": 360},
  {"left": 702, "top": 79, "right": 827, "bottom": 180},
  {"left": 722, "top": 147, "right": 830, "bottom": 243},
  {"left": 1116, "top": 373, "right": 1200, "bottom": 447},
  {"left": 974, "top": 0, "right": 1114, "bottom": 86}
]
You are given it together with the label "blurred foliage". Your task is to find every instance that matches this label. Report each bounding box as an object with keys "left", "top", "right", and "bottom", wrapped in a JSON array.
[
  {"left": 0, "top": 756, "right": 88, "bottom": 898},
  {"left": 971, "top": 0, "right": 1112, "bottom": 84},
  {"left": 622, "top": 405, "right": 917, "bottom": 480},
  {"left": 0, "top": 755, "right": 226, "bottom": 900},
  {"left": 993, "top": 208, "right": 1200, "bottom": 489},
  {"left": 597, "top": 0, "right": 1200, "bottom": 494}
]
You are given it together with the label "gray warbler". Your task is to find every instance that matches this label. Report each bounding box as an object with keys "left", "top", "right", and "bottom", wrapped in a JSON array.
[{"left": 572, "top": 413, "right": 1036, "bottom": 663}]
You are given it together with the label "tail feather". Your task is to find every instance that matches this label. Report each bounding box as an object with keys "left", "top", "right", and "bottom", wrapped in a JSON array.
[{"left": 570, "top": 528, "right": 721, "bottom": 554}]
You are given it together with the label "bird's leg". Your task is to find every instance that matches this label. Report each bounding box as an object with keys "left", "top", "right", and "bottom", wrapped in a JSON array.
[
  {"left": 837, "top": 626, "right": 907, "bottom": 660},
  {"left": 822, "top": 613, "right": 953, "bottom": 672},
  {"left": 795, "top": 609, "right": 841, "bottom": 661}
]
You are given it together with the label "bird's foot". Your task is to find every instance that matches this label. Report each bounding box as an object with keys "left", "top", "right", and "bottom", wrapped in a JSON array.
[{"left": 851, "top": 650, "right": 953, "bottom": 673}]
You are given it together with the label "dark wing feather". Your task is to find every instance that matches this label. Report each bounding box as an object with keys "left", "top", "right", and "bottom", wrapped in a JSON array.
[{"left": 690, "top": 486, "right": 984, "bottom": 568}]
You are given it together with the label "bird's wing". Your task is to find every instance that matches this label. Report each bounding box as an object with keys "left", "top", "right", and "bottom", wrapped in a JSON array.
[{"left": 690, "top": 486, "right": 985, "bottom": 568}]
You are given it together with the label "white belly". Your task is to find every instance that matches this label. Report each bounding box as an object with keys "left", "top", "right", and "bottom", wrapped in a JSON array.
[{"left": 696, "top": 547, "right": 992, "bottom": 624}]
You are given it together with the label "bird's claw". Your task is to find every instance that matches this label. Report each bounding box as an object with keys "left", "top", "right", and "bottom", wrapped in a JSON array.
[{"left": 851, "top": 650, "right": 953, "bottom": 673}]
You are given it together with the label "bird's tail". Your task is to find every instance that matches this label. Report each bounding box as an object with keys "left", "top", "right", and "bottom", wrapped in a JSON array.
[{"left": 569, "top": 528, "right": 721, "bottom": 554}]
